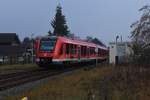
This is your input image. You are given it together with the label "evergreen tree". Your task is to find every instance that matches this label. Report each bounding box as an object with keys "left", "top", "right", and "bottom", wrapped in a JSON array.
[
  {"left": 86, "top": 36, "right": 106, "bottom": 47},
  {"left": 51, "top": 4, "right": 70, "bottom": 36},
  {"left": 92, "top": 38, "right": 106, "bottom": 47}
]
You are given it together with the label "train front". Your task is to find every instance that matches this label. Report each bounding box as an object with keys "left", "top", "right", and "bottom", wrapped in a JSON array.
[{"left": 35, "top": 36, "right": 57, "bottom": 67}]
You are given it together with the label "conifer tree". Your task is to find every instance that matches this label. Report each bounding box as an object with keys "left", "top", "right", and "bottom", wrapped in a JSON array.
[{"left": 51, "top": 4, "right": 70, "bottom": 36}]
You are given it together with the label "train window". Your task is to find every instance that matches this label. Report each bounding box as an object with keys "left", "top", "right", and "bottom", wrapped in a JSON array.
[
  {"left": 86, "top": 47, "right": 90, "bottom": 56},
  {"left": 40, "top": 38, "right": 57, "bottom": 52},
  {"left": 68, "top": 44, "right": 76, "bottom": 54},
  {"left": 70, "top": 44, "right": 74, "bottom": 54},
  {"left": 92, "top": 48, "right": 94, "bottom": 54},
  {"left": 98, "top": 48, "right": 101, "bottom": 56},
  {"left": 66, "top": 44, "right": 77, "bottom": 55},
  {"left": 84, "top": 46, "right": 87, "bottom": 56},
  {"left": 86, "top": 47, "right": 89, "bottom": 56},
  {"left": 59, "top": 44, "right": 63, "bottom": 55},
  {"left": 73, "top": 45, "right": 77, "bottom": 54},
  {"left": 66, "top": 44, "right": 69, "bottom": 54},
  {"left": 81, "top": 46, "right": 84, "bottom": 56},
  {"left": 89, "top": 47, "right": 92, "bottom": 55},
  {"left": 90, "top": 47, "right": 95, "bottom": 55},
  {"left": 94, "top": 48, "right": 96, "bottom": 54},
  {"left": 80, "top": 46, "right": 87, "bottom": 56}
]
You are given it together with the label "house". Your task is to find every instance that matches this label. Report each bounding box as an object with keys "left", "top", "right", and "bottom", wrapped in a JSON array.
[
  {"left": 109, "top": 42, "right": 133, "bottom": 65},
  {"left": 0, "top": 33, "right": 30, "bottom": 64}
]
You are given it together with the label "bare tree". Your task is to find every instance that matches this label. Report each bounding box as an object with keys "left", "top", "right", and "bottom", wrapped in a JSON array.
[
  {"left": 131, "top": 5, "right": 150, "bottom": 64},
  {"left": 131, "top": 5, "right": 150, "bottom": 48}
]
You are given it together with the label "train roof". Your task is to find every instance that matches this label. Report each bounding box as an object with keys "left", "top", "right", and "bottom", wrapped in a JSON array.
[
  {"left": 58, "top": 36, "right": 108, "bottom": 50},
  {"left": 39, "top": 36, "right": 108, "bottom": 50}
]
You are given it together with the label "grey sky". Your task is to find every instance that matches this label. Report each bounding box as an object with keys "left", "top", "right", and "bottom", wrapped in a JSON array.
[{"left": 0, "top": 0, "right": 149, "bottom": 44}]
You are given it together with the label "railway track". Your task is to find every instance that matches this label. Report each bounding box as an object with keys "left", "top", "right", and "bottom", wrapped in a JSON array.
[
  {"left": 0, "top": 67, "right": 75, "bottom": 91},
  {"left": 0, "top": 62, "right": 98, "bottom": 92},
  {"left": 0, "top": 68, "right": 41, "bottom": 79}
]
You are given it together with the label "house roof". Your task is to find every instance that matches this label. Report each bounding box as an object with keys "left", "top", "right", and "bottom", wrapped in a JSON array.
[{"left": 0, "top": 33, "right": 20, "bottom": 44}]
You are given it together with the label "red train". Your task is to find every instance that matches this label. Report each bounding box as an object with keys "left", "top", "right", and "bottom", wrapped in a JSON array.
[{"left": 34, "top": 36, "right": 108, "bottom": 67}]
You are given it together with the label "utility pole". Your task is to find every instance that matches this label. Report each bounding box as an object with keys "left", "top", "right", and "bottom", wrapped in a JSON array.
[
  {"left": 116, "top": 35, "right": 119, "bottom": 43},
  {"left": 31, "top": 33, "right": 34, "bottom": 63},
  {"left": 95, "top": 46, "right": 98, "bottom": 67}
]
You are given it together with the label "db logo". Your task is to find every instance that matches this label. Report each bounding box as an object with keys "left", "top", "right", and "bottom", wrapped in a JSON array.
[{"left": 44, "top": 53, "right": 47, "bottom": 56}]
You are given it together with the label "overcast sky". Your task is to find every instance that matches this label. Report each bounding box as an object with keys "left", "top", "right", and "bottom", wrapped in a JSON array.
[{"left": 0, "top": 0, "right": 149, "bottom": 44}]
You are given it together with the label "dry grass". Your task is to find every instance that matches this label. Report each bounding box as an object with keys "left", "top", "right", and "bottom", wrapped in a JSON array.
[
  {"left": 5, "top": 65, "right": 112, "bottom": 100},
  {"left": 110, "top": 66, "right": 150, "bottom": 100},
  {"left": 0, "top": 64, "right": 38, "bottom": 74},
  {"left": 4, "top": 65, "right": 150, "bottom": 100}
]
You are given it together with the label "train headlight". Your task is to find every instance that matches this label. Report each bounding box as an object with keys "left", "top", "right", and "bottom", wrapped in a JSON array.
[{"left": 36, "top": 58, "right": 40, "bottom": 62}]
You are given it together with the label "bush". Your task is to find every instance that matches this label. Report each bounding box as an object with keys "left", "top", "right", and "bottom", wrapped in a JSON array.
[{"left": 132, "top": 48, "right": 150, "bottom": 65}]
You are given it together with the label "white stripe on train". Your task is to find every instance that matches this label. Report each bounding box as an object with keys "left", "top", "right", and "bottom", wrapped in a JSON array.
[{"left": 52, "top": 57, "right": 106, "bottom": 62}]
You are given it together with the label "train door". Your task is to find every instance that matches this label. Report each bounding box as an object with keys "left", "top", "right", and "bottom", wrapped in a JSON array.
[
  {"left": 65, "top": 44, "right": 69, "bottom": 59},
  {"left": 87, "top": 47, "right": 89, "bottom": 58},
  {"left": 62, "top": 44, "right": 66, "bottom": 58},
  {"left": 78, "top": 46, "right": 81, "bottom": 61}
]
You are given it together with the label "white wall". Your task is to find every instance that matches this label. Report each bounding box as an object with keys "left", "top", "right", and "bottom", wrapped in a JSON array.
[
  {"left": 109, "top": 43, "right": 117, "bottom": 64},
  {"left": 109, "top": 42, "right": 132, "bottom": 64}
]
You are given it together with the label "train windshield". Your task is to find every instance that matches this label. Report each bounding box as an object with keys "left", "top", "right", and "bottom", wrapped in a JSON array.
[{"left": 40, "top": 37, "right": 57, "bottom": 52}]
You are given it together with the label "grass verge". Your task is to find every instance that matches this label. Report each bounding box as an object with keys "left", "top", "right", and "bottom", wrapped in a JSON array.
[
  {"left": 4, "top": 65, "right": 150, "bottom": 100},
  {"left": 0, "top": 64, "right": 38, "bottom": 74}
]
